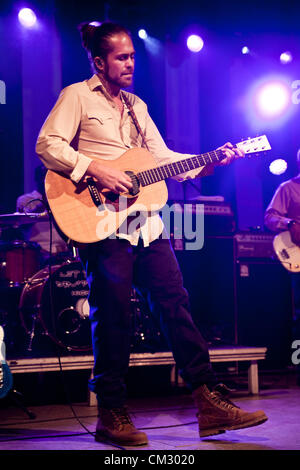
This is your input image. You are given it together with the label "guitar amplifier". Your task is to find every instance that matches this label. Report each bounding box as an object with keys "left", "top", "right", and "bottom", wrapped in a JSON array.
[
  {"left": 203, "top": 202, "right": 236, "bottom": 235},
  {"left": 234, "top": 231, "right": 293, "bottom": 368},
  {"left": 174, "top": 234, "right": 293, "bottom": 369},
  {"left": 167, "top": 199, "right": 236, "bottom": 245},
  {"left": 234, "top": 232, "right": 275, "bottom": 259}
]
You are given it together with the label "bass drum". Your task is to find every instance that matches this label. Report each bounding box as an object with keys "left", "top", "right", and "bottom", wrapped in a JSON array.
[
  {"left": 0, "top": 240, "right": 40, "bottom": 287},
  {"left": 19, "top": 260, "right": 92, "bottom": 352}
]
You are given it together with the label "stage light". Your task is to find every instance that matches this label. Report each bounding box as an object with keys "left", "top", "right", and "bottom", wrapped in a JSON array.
[
  {"left": 18, "top": 8, "right": 37, "bottom": 28},
  {"left": 246, "top": 76, "right": 295, "bottom": 130},
  {"left": 138, "top": 29, "right": 148, "bottom": 40},
  {"left": 187, "top": 34, "right": 204, "bottom": 53},
  {"left": 280, "top": 51, "right": 293, "bottom": 64},
  {"left": 89, "top": 21, "right": 101, "bottom": 27},
  {"left": 255, "top": 81, "right": 291, "bottom": 119},
  {"left": 242, "top": 46, "right": 250, "bottom": 54},
  {"left": 269, "top": 159, "right": 288, "bottom": 175}
]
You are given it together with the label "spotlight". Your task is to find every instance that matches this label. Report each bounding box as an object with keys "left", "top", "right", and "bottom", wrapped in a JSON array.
[
  {"left": 242, "top": 46, "right": 250, "bottom": 54},
  {"left": 187, "top": 34, "right": 204, "bottom": 53},
  {"left": 255, "top": 81, "right": 291, "bottom": 119},
  {"left": 269, "top": 159, "right": 288, "bottom": 175},
  {"left": 138, "top": 29, "right": 148, "bottom": 40},
  {"left": 280, "top": 51, "right": 293, "bottom": 64},
  {"left": 18, "top": 8, "right": 37, "bottom": 28},
  {"left": 89, "top": 21, "right": 101, "bottom": 27}
]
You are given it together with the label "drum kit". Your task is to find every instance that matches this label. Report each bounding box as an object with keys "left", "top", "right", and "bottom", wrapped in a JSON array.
[
  {"left": 0, "top": 212, "right": 166, "bottom": 358},
  {"left": 0, "top": 212, "right": 92, "bottom": 356}
]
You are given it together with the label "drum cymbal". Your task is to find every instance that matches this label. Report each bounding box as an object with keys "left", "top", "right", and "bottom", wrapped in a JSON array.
[{"left": 0, "top": 212, "right": 49, "bottom": 227}]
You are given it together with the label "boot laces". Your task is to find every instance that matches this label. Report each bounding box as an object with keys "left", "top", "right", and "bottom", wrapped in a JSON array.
[
  {"left": 210, "top": 390, "right": 240, "bottom": 410},
  {"left": 111, "top": 407, "right": 133, "bottom": 428}
]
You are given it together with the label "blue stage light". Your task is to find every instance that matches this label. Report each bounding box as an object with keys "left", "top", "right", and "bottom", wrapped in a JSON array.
[
  {"left": 187, "top": 34, "right": 204, "bottom": 53},
  {"left": 138, "top": 29, "right": 148, "bottom": 40},
  {"left": 269, "top": 159, "right": 288, "bottom": 175},
  {"left": 280, "top": 51, "right": 293, "bottom": 64},
  {"left": 18, "top": 8, "right": 37, "bottom": 28}
]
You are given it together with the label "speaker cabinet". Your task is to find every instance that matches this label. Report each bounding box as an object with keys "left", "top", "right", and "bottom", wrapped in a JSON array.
[
  {"left": 174, "top": 236, "right": 294, "bottom": 369},
  {"left": 235, "top": 259, "right": 293, "bottom": 369},
  {"left": 175, "top": 236, "right": 236, "bottom": 345}
]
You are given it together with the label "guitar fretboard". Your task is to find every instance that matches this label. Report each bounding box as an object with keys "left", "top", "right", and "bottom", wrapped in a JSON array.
[{"left": 137, "top": 149, "right": 224, "bottom": 187}]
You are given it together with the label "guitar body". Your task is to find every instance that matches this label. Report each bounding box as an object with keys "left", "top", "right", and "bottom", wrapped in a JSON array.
[
  {"left": 45, "top": 148, "right": 168, "bottom": 243},
  {"left": 273, "top": 230, "right": 300, "bottom": 273}
]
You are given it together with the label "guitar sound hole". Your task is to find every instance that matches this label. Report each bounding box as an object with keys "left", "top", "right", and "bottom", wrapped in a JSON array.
[
  {"left": 125, "top": 171, "right": 140, "bottom": 196},
  {"left": 106, "top": 192, "right": 119, "bottom": 202}
]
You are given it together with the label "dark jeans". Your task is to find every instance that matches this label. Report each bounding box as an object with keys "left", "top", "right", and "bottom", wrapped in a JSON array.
[{"left": 79, "top": 236, "right": 216, "bottom": 408}]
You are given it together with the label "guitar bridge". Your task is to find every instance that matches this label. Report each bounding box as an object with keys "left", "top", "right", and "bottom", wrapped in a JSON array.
[{"left": 86, "top": 178, "right": 102, "bottom": 207}]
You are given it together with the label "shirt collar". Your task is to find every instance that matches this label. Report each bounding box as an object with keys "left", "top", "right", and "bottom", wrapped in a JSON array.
[
  {"left": 86, "top": 74, "right": 130, "bottom": 113},
  {"left": 87, "top": 74, "right": 114, "bottom": 102},
  {"left": 87, "top": 74, "right": 103, "bottom": 91}
]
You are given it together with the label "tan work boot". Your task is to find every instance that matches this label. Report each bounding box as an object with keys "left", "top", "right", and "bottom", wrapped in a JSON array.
[
  {"left": 95, "top": 406, "right": 148, "bottom": 446},
  {"left": 193, "top": 384, "right": 268, "bottom": 438}
]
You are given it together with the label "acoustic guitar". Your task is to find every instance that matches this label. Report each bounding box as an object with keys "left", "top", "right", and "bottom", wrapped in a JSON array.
[{"left": 45, "top": 135, "right": 271, "bottom": 244}]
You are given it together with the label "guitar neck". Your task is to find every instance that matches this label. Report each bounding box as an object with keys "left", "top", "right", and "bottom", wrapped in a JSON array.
[{"left": 137, "top": 149, "right": 224, "bottom": 187}]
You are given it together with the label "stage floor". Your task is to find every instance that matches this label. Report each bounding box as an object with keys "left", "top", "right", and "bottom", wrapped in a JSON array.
[{"left": 0, "top": 378, "right": 299, "bottom": 452}]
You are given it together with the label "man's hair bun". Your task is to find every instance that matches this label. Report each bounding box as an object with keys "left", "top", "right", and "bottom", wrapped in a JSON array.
[{"left": 78, "top": 22, "right": 99, "bottom": 51}]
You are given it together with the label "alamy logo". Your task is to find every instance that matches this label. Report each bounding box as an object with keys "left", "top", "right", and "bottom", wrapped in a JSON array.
[
  {"left": 292, "top": 80, "right": 300, "bottom": 105},
  {"left": 0, "top": 80, "right": 6, "bottom": 104},
  {"left": 291, "top": 339, "right": 300, "bottom": 365},
  {"left": 95, "top": 201, "right": 205, "bottom": 250}
]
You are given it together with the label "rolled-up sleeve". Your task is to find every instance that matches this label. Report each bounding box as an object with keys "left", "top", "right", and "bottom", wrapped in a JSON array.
[
  {"left": 36, "top": 86, "right": 93, "bottom": 183},
  {"left": 264, "top": 183, "right": 292, "bottom": 232}
]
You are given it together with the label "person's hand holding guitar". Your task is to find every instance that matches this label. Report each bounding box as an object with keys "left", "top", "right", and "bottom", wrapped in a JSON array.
[
  {"left": 86, "top": 160, "right": 133, "bottom": 194},
  {"left": 289, "top": 220, "right": 300, "bottom": 246},
  {"left": 216, "top": 142, "right": 245, "bottom": 166}
]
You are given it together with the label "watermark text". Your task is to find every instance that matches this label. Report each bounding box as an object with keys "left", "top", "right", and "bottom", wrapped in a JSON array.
[
  {"left": 0, "top": 80, "right": 6, "bottom": 104},
  {"left": 292, "top": 80, "right": 300, "bottom": 105},
  {"left": 291, "top": 339, "right": 300, "bottom": 365},
  {"left": 95, "top": 200, "right": 205, "bottom": 250}
]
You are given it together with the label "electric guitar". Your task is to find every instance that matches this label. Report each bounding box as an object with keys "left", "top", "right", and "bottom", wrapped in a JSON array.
[
  {"left": 273, "top": 230, "right": 300, "bottom": 273},
  {"left": 0, "top": 326, "right": 13, "bottom": 399},
  {"left": 45, "top": 135, "right": 271, "bottom": 244}
]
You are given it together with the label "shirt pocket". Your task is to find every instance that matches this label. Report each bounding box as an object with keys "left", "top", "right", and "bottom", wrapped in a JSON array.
[
  {"left": 86, "top": 110, "right": 113, "bottom": 125},
  {"left": 83, "top": 110, "right": 114, "bottom": 140}
]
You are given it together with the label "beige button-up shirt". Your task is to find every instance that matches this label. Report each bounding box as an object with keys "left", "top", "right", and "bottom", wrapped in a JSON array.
[{"left": 36, "top": 74, "right": 211, "bottom": 246}]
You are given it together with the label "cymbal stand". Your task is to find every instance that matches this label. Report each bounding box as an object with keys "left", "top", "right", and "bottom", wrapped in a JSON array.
[
  {"left": 7, "top": 388, "right": 36, "bottom": 419},
  {"left": 27, "top": 313, "right": 38, "bottom": 352}
]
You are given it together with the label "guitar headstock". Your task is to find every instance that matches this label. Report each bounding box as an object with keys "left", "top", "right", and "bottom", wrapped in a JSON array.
[{"left": 236, "top": 135, "right": 271, "bottom": 157}]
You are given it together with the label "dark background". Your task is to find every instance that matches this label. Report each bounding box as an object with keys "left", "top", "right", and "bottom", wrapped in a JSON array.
[
  {"left": 1, "top": 0, "right": 300, "bottom": 214},
  {"left": 0, "top": 0, "right": 299, "bottom": 370}
]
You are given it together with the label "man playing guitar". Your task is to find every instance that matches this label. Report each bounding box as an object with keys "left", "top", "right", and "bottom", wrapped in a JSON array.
[
  {"left": 265, "top": 149, "right": 300, "bottom": 386},
  {"left": 36, "top": 21, "right": 267, "bottom": 446}
]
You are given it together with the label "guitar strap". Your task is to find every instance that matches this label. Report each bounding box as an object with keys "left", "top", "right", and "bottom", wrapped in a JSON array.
[{"left": 121, "top": 92, "right": 150, "bottom": 151}]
